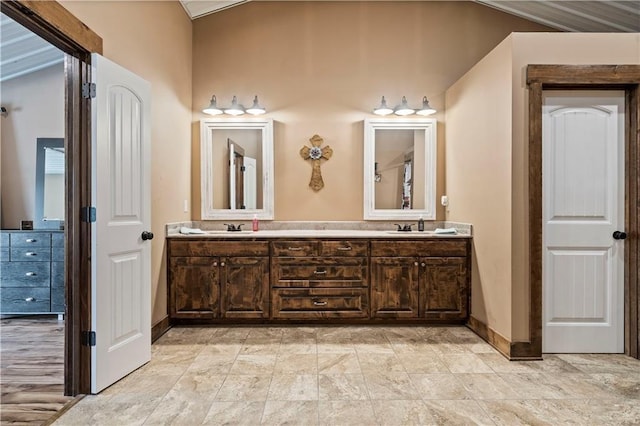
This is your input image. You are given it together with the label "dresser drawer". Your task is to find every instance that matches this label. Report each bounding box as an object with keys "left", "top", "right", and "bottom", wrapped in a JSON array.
[
  {"left": 272, "top": 288, "right": 369, "bottom": 319},
  {"left": 169, "top": 240, "right": 269, "bottom": 257},
  {"left": 271, "top": 241, "right": 318, "bottom": 257},
  {"left": 52, "top": 232, "right": 64, "bottom": 248},
  {"left": 10, "top": 232, "right": 51, "bottom": 247},
  {"left": 273, "top": 257, "right": 367, "bottom": 287},
  {"left": 1, "top": 287, "right": 51, "bottom": 313},
  {"left": 10, "top": 247, "right": 51, "bottom": 262},
  {"left": 51, "top": 262, "right": 64, "bottom": 288},
  {"left": 320, "top": 241, "right": 368, "bottom": 257},
  {"left": 1, "top": 233, "right": 8, "bottom": 247},
  {"left": 0, "top": 248, "right": 8, "bottom": 261},
  {"left": 1, "top": 262, "right": 50, "bottom": 287},
  {"left": 370, "top": 240, "right": 468, "bottom": 257}
]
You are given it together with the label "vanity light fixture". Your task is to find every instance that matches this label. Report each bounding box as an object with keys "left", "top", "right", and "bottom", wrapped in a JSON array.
[
  {"left": 246, "top": 95, "right": 266, "bottom": 115},
  {"left": 394, "top": 96, "right": 415, "bottom": 116},
  {"left": 372, "top": 96, "right": 437, "bottom": 117},
  {"left": 202, "top": 95, "right": 223, "bottom": 115},
  {"left": 373, "top": 96, "right": 394, "bottom": 116},
  {"left": 416, "top": 96, "right": 436, "bottom": 116},
  {"left": 224, "top": 96, "right": 245, "bottom": 116}
]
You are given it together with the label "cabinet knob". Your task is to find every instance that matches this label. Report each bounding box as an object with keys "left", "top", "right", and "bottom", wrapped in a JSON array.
[
  {"left": 220, "top": 262, "right": 225, "bottom": 267},
  {"left": 25, "top": 272, "right": 37, "bottom": 277},
  {"left": 25, "top": 297, "right": 35, "bottom": 302},
  {"left": 26, "top": 238, "right": 37, "bottom": 243},
  {"left": 213, "top": 262, "right": 218, "bottom": 267},
  {"left": 25, "top": 252, "right": 37, "bottom": 256},
  {"left": 421, "top": 262, "right": 426, "bottom": 267},
  {"left": 414, "top": 262, "right": 419, "bottom": 266}
]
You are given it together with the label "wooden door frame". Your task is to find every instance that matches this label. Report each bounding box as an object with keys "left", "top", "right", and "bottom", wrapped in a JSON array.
[
  {"left": 526, "top": 65, "right": 640, "bottom": 359},
  {"left": 1, "top": 1, "right": 102, "bottom": 394}
]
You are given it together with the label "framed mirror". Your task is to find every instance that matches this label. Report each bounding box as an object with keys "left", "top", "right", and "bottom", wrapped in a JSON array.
[
  {"left": 364, "top": 118, "right": 437, "bottom": 220},
  {"left": 201, "top": 118, "right": 274, "bottom": 219},
  {"left": 35, "top": 137, "right": 65, "bottom": 229}
]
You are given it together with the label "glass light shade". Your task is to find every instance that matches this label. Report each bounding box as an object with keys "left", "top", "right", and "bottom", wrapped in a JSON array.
[
  {"left": 246, "top": 95, "right": 266, "bottom": 115},
  {"left": 224, "top": 96, "right": 245, "bottom": 116},
  {"left": 394, "top": 96, "right": 415, "bottom": 116},
  {"left": 416, "top": 96, "right": 436, "bottom": 116},
  {"left": 203, "top": 95, "right": 223, "bottom": 115},
  {"left": 373, "top": 96, "right": 393, "bottom": 116}
]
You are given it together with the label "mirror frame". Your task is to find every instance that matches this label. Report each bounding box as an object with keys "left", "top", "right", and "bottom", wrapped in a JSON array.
[
  {"left": 35, "top": 137, "right": 65, "bottom": 229},
  {"left": 200, "top": 118, "right": 274, "bottom": 220},
  {"left": 363, "top": 118, "right": 437, "bottom": 220}
]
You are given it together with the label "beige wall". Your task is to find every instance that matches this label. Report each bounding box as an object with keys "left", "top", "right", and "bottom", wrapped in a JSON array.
[
  {"left": 1, "top": 65, "right": 65, "bottom": 229},
  {"left": 446, "top": 33, "right": 640, "bottom": 341},
  {"left": 445, "top": 37, "right": 514, "bottom": 339},
  {"left": 192, "top": 1, "right": 551, "bottom": 221},
  {"left": 61, "top": 0, "right": 193, "bottom": 325}
]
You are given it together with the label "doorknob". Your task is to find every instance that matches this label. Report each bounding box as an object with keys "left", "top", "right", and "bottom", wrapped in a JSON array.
[
  {"left": 141, "top": 231, "right": 154, "bottom": 241},
  {"left": 613, "top": 231, "right": 627, "bottom": 240}
]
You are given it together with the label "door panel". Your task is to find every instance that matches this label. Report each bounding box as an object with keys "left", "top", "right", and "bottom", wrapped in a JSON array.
[
  {"left": 370, "top": 257, "right": 419, "bottom": 318},
  {"left": 221, "top": 257, "right": 269, "bottom": 318},
  {"left": 91, "top": 54, "right": 151, "bottom": 393},
  {"left": 543, "top": 91, "right": 624, "bottom": 353}
]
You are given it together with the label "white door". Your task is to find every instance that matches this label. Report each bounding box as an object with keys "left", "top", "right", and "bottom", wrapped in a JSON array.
[
  {"left": 91, "top": 53, "right": 152, "bottom": 393},
  {"left": 543, "top": 91, "right": 625, "bottom": 353},
  {"left": 244, "top": 156, "right": 257, "bottom": 209}
]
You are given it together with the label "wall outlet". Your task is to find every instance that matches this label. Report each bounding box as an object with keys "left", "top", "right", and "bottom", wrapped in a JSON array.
[{"left": 441, "top": 195, "right": 449, "bottom": 207}]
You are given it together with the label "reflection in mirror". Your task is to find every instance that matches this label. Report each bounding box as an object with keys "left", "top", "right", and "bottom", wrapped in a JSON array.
[
  {"left": 364, "top": 119, "right": 436, "bottom": 220},
  {"left": 35, "top": 138, "right": 65, "bottom": 229},
  {"left": 201, "top": 119, "right": 273, "bottom": 219}
]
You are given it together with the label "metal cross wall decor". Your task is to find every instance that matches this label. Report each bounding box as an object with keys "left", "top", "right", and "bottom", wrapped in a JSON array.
[{"left": 300, "top": 134, "right": 333, "bottom": 191}]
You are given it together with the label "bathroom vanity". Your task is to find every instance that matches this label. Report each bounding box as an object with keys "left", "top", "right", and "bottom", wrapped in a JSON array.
[{"left": 167, "top": 231, "right": 471, "bottom": 325}]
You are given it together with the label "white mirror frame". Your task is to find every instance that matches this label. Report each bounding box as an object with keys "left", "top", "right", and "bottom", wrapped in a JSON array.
[
  {"left": 364, "top": 118, "right": 437, "bottom": 220},
  {"left": 201, "top": 118, "right": 274, "bottom": 220}
]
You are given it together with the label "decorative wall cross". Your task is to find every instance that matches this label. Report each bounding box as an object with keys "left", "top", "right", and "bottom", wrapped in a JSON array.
[{"left": 300, "top": 134, "right": 333, "bottom": 191}]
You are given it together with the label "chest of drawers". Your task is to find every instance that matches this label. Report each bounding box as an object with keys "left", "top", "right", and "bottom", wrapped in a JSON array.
[{"left": 0, "top": 230, "right": 64, "bottom": 314}]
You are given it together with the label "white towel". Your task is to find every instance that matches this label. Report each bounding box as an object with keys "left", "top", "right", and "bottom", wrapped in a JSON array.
[
  {"left": 180, "top": 226, "right": 205, "bottom": 234},
  {"left": 434, "top": 227, "right": 457, "bottom": 235}
]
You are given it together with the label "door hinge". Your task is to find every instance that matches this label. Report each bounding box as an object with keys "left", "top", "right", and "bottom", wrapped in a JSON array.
[
  {"left": 82, "top": 82, "right": 96, "bottom": 99},
  {"left": 81, "top": 206, "right": 96, "bottom": 223},
  {"left": 82, "top": 331, "right": 96, "bottom": 346},
  {"left": 240, "top": 165, "right": 246, "bottom": 172}
]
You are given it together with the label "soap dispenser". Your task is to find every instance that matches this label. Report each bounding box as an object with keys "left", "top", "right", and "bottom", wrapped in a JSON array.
[
  {"left": 252, "top": 214, "right": 259, "bottom": 232},
  {"left": 418, "top": 216, "right": 424, "bottom": 232}
]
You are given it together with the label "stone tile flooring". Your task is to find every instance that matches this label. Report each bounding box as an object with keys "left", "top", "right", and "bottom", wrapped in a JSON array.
[{"left": 53, "top": 326, "right": 640, "bottom": 425}]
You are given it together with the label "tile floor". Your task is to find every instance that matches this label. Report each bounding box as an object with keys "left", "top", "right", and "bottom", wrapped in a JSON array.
[{"left": 53, "top": 326, "right": 640, "bottom": 425}]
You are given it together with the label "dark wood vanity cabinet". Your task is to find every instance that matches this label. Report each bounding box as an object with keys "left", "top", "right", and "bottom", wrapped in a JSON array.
[
  {"left": 370, "top": 240, "right": 470, "bottom": 322},
  {"left": 167, "top": 236, "right": 470, "bottom": 324},
  {"left": 168, "top": 240, "right": 269, "bottom": 320}
]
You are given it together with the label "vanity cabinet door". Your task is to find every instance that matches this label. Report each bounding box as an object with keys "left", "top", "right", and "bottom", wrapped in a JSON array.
[
  {"left": 370, "top": 257, "right": 419, "bottom": 318},
  {"left": 421, "top": 257, "right": 468, "bottom": 321},
  {"left": 221, "top": 256, "right": 269, "bottom": 319},
  {"left": 169, "top": 257, "right": 220, "bottom": 319}
]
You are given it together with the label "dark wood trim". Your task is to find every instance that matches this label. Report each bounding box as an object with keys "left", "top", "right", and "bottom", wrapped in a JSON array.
[
  {"left": 151, "top": 316, "right": 171, "bottom": 343},
  {"left": 42, "top": 395, "right": 85, "bottom": 426},
  {"left": 2, "top": 1, "right": 102, "bottom": 55},
  {"left": 1, "top": 1, "right": 101, "bottom": 395},
  {"left": 526, "top": 64, "right": 640, "bottom": 360},
  {"left": 467, "top": 316, "right": 511, "bottom": 359}
]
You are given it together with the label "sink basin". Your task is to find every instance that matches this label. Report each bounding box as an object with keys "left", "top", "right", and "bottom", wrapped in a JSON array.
[
  {"left": 385, "top": 230, "right": 435, "bottom": 234},
  {"left": 206, "top": 230, "right": 254, "bottom": 234}
]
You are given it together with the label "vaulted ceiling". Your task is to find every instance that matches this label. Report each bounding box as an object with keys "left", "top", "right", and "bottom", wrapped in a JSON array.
[{"left": 2, "top": 1, "right": 639, "bottom": 83}]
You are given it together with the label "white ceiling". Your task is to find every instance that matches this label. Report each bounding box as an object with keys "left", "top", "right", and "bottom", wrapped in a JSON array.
[{"left": 1, "top": 1, "right": 639, "bottom": 83}]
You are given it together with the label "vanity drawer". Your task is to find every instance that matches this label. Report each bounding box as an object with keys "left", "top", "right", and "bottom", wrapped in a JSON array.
[
  {"left": 1, "top": 287, "right": 51, "bottom": 312},
  {"left": 320, "top": 241, "right": 368, "bottom": 257},
  {"left": 272, "top": 288, "right": 369, "bottom": 319},
  {"left": 273, "top": 257, "right": 367, "bottom": 287},
  {"left": 169, "top": 240, "right": 269, "bottom": 257},
  {"left": 10, "top": 247, "right": 51, "bottom": 262},
  {"left": 271, "top": 241, "right": 318, "bottom": 257},
  {"left": 370, "top": 240, "right": 468, "bottom": 257},
  {"left": 10, "top": 232, "right": 51, "bottom": 247},
  {"left": 0, "top": 262, "right": 50, "bottom": 287}
]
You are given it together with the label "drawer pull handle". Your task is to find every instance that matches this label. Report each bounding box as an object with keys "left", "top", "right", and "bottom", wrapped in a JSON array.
[
  {"left": 313, "top": 270, "right": 327, "bottom": 275},
  {"left": 25, "top": 252, "right": 37, "bottom": 256},
  {"left": 25, "top": 297, "right": 35, "bottom": 302},
  {"left": 313, "top": 300, "right": 327, "bottom": 306},
  {"left": 26, "top": 239, "right": 37, "bottom": 243},
  {"left": 336, "top": 246, "right": 352, "bottom": 251},
  {"left": 287, "top": 247, "right": 303, "bottom": 251},
  {"left": 25, "top": 272, "right": 37, "bottom": 277}
]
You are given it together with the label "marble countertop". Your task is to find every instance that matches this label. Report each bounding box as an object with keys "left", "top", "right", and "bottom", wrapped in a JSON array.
[{"left": 167, "top": 229, "right": 471, "bottom": 239}]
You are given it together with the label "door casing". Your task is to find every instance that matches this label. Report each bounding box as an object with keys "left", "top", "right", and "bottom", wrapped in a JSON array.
[
  {"left": 526, "top": 65, "right": 640, "bottom": 360},
  {"left": 1, "top": 0, "right": 103, "bottom": 395}
]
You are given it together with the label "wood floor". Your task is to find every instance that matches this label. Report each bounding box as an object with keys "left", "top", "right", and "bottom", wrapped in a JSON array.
[{"left": 0, "top": 316, "right": 73, "bottom": 425}]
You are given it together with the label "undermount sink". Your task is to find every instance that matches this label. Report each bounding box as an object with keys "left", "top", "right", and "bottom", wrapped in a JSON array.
[
  {"left": 385, "top": 230, "right": 435, "bottom": 234},
  {"left": 206, "top": 230, "right": 254, "bottom": 234}
]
